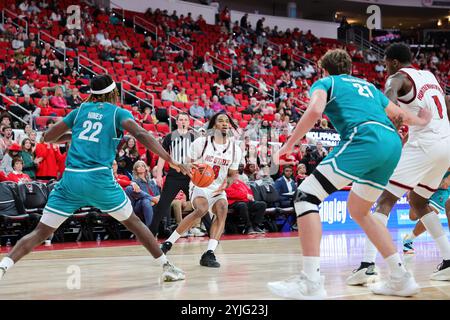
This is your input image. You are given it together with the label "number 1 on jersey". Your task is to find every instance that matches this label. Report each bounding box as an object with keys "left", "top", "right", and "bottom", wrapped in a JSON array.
[{"left": 432, "top": 95, "right": 444, "bottom": 119}]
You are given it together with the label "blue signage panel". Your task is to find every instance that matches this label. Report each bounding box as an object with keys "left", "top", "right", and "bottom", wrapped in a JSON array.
[{"left": 319, "top": 191, "right": 448, "bottom": 231}]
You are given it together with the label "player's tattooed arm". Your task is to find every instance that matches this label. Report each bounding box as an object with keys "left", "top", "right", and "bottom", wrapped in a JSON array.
[
  {"left": 385, "top": 101, "right": 432, "bottom": 127},
  {"left": 384, "top": 73, "right": 408, "bottom": 128},
  {"left": 43, "top": 120, "right": 72, "bottom": 143}
]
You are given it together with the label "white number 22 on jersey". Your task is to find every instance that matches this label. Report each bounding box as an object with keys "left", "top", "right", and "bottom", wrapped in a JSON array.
[
  {"left": 353, "top": 83, "right": 374, "bottom": 98},
  {"left": 79, "top": 120, "right": 103, "bottom": 142}
]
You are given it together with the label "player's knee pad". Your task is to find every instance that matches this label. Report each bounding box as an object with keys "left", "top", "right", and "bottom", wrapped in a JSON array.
[
  {"left": 293, "top": 171, "right": 337, "bottom": 218},
  {"left": 293, "top": 189, "right": 322, "bottom": 217}
]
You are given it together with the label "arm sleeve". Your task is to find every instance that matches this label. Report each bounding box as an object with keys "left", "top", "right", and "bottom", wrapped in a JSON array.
[
  {"left": 116, "top": 108, "right": 135, "bottom": 132},
  {"left": 63, "top": 109, "right": 79, "bottom": 128}
]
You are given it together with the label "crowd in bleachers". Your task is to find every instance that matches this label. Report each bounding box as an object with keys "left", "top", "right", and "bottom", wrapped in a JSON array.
[{"left": 0, "top": 0, "right": 449, "bottom": 240}]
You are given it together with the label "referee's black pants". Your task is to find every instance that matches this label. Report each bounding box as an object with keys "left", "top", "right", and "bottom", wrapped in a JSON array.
[{"left": 150, "top": 175, "right": 190, "bottom": 236}]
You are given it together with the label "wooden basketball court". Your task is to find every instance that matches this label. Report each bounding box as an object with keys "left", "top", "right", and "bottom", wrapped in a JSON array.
[{"left": 0, "top": 230, "right": 449, "bottom": 300}]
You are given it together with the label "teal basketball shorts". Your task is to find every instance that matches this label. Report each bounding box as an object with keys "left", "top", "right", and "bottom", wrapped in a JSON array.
[
  {"left": 309, "top": 122, "right": 402, "bottom": 202},
  {"left": 40, "top": 167, "right": 132, "bottom": 228},
  {"left": 429, "top": 188, "right": 450, "bottom": 212}
]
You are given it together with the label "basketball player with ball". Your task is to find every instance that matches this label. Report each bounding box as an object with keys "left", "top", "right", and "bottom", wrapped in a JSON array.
[{"left": 161, "top": 113, "right": 242, "bottom": 267}]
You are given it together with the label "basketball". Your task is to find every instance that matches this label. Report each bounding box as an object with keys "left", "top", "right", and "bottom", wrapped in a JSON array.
[{"left": 191, "top": 164, "right": 215, "bottom": 188}]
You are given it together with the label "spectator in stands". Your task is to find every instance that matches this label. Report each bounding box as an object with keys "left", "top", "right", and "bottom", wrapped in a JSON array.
[
  {"left": 50, "top": 68, "right": 63, "bottom": 84},
  {"left": 220, "top": 6, "right": 231, "bottom": 31},
  {"left": 274, "top": 165, "right": 297, "bottom": 208},
  {"left": 203, "top": 102, "right": 214, "bottom": 120},
  {"left": 222, "top": 88, "right": 240, "bottom": 106},
  {"left": 0, "top": 125, "right": 14, "bottom": 161},
  {"left": 37, "top": 95, "right": 53, "bottom": 116},
  {"left": 61, "top": 79, "right": 72, "bottom": 98},
  {"left": 21, "top": 79, "right": 40, "bottom": 98},
  {"left": 226, "top": 178, "right": 266, "bottom": 234},
  {"left": 64, "top": 58, "right": 76, "bottom": 77},
  {"left": 211, "top": 95, "right": 224, "bottom": 113},
  {"left": 5, "top": 78, "right": 22, "bottom": 97},
  {"left": 100, "top": 31, "right": 112, "bottom": 47},
  {"left": 50, "top": 8, "right": 62, "bottom": 22},
  {"left": 20, "top": 137, "right": 37, "bottom": 179},
  {"left": 118, "top": 136, "right": 140, "bottom": 176},
  {"left": 256, "top": 165, "right": 274, "bottom": 186},
  {"left": 28, "top": 1, "right": 41, "bottom": 14},
  {"left": 375, "top": 61, "right": 385, "bottom": 73},
  {"left": 140, "top": 107, "right": 156, "bottom": 125},
  {"left": 13, "top": 94, "right": 38, "bottom": 124},
  {"left": 256, "top": 17, "right": 265, "bottom": 35},
  {"left": 312, "top": 141, "right": 328, "bottom": 162},
  {"left": 112, "top": 159, "right": 131, "bottom": 188},
  {"left": 50, "top": 86, "right": 68, "bottom": 109},
  {"left": 295, "top": 163, "right": 308, "bottom": 185},
  {"left": 202, "top": 59, "right": 214, "bottom": 74},
  {"left": 99, "top": 45, "right": 115, "bottom": 62},
  {"left": 66, "top": 88, "right": 82, "bottom": 109},
  {"left": 242, "top": 98, "right": 260, "bottom": 115},
  {"left": 54, "top": 34, "right": 65, "bottom": 50},
  {"left": 12, "top": 33, "right": 25, "bottom": 53},
  {"left": 161, "top": 83, "right": 177, "bottom": 102},
  {"left": 17, "top": 124, "right": 33, "bottom": 143},
  {"left": 243, "top": 163, "right": 259, "bottom": 182},
  {"left": 319, "top": 118, "right": 329, "bottom": 130},
  {"left": 189, "top": 97, "right": 205, "bottom": 120},
  {"left": 125, "top": 160, "right": 160, "bottom": 228},
  {"left": 240, "top": 13, "right": 249, "bottom": 29},
  {"left": 176, "top": 87, "right": 189, "bottom": 103},
  {"left": 35, "top": 133, "right": 61, "bottom": 181},
  {"left": 6, "top": 157, "right": 32, "bottom": 183},
  {"left": 300, "top": 146, "right": 320, "bottom": 175},
  {"left": 0, "top": 143, "right": 21, "bottom": 174}
]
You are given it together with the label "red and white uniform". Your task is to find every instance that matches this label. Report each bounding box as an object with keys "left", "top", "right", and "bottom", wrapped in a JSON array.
[
  {"left": 386, "top": 67, "right": 450, "bottom": 199},
  {"left": 189, "top": 136, "right": 242, "bottom": 212}
]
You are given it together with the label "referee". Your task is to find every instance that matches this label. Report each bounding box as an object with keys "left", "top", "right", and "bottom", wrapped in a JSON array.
[{"left": 151, "top": 113, "right": 195, "bottom": 236}]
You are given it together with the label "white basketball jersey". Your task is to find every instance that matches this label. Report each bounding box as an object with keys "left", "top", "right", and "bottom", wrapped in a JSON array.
[
  {"left": 189, "top": 136, "right": 242, "bottom": 191},
  {"left": 393, "top": 67, "right": 450, "bottom": 143}
]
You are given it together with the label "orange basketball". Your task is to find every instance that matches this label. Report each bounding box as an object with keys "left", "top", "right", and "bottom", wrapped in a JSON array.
[{"left": 191, "top": 164, "right": 215, "bottom": 188}]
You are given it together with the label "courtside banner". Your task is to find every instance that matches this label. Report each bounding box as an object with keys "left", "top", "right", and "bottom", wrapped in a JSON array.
[{"left": 319, "top": 191, "right": 448, "bottom": 231}]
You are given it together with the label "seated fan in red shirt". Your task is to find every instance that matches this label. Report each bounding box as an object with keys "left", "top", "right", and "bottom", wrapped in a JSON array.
[{"left": 6, "top": 157, "right": 32, "bottom": 183}]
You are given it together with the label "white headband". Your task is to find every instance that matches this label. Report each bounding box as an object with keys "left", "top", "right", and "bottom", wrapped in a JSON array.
[{"left": 91, "top": 81, "right": 116, "bottom": 94}]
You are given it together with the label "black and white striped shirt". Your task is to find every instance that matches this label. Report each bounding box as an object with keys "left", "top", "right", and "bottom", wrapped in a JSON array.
[{"left": 162, "top": 130, "right": 195, "bottom": 177}]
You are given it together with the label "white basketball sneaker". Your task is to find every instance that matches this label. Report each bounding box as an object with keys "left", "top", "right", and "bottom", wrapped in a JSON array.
[
  {"left": 430, "top": 260, "right": 450, "bottom": 281},
  {"left": 346, "top": 262, "right": 379, "bottom": 286},
  {"left": 267, "top": 272, "right": 327, "bottom": 300},
  {"left": 369, "top": 272, "right": 420, "bottom": 297},
  {"left": 162, "top": 262, "right": 185, "bottom": 282}
]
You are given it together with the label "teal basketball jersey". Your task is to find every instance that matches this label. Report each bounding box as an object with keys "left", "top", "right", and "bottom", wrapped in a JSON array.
[
  {"left": 310, "top": 75, "right": 396, "bottom": 140},
  {"left": 63, "top": 102, "right": 134, "bottom": 169}
]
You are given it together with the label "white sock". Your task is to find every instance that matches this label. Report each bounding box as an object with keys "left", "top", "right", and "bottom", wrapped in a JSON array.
[
  {"left": 302, "top": 256, "right": 321, "bottom": 282},
  {"left": 406, "top": 233, "right": 416, "bottom": 240},
  {"left": 155, "top": 254, "right": 168, "bottom": 266},
  {"left": 167, "top": 231, "right": 181, "bottom": 244},
  {"left": 363, "top": 212, "right": 389, "bottom": 263},
  {"left": 207, "top": 239, "right": 219, "bottom": 252},
  {"left": 421, "top": 212, "right": 450, "bottom": 260},
  {"left": 385, "top": 253, "right": 407, "bottom": 278},
  {"left": 0, "top": 257, "right": 14, "bottom": 271}
]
